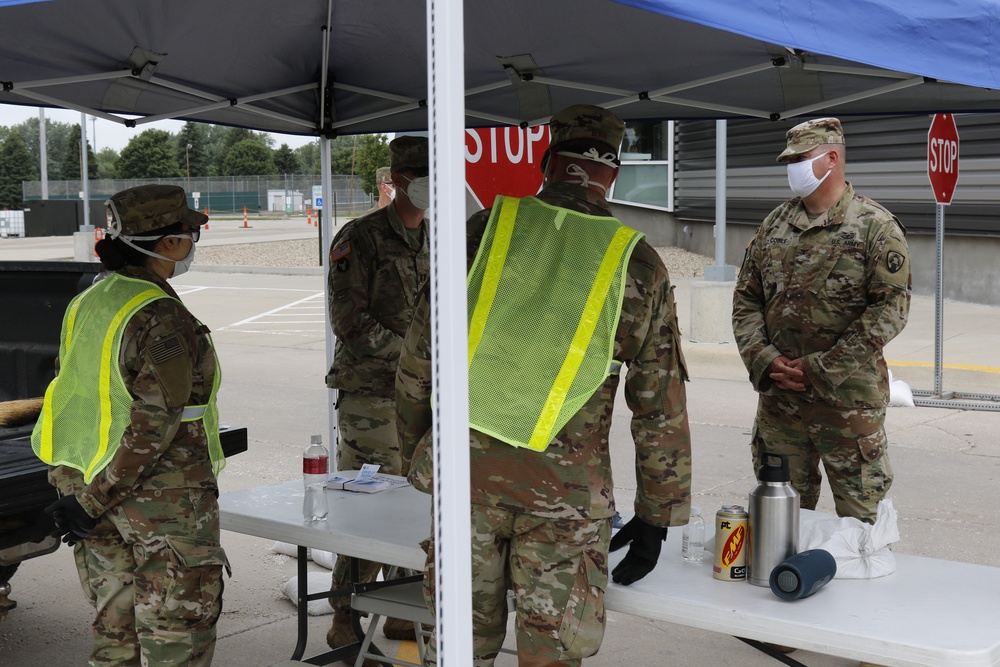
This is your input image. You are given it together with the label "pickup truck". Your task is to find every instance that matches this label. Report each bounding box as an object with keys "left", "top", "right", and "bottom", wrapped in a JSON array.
[{"left": 0, "top": 260, "right": 247, "bottom": 617}]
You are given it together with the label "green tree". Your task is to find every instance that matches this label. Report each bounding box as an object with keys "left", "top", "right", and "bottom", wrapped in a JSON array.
[
  {"left": 177, "top": 122, "right": 211, "bottom": 177},
  {"left": 117, "top": 129, "right": 183, "bottom": 179},
  {"left": 213, "top": 128, "right": 271, "bottom": 174},
  {"left": 214, "top": 128, "right": 253, "bottom": 174},
  {"left": 354, "top": 134, "right": 391, "bottom": 195},
  {"left": 11, "top": 116, "right": 71, "bottom": 181},
  {"left": 222, "top": 138, "right": 275, "bottom": 176},
  {"left": 95, "top": 147, "right": 119, "bottom": 180},
  {"left": 59, "top": 124, "right": 98, "bottom": 180},
  {"left": 295, "top": 141, "right": 321, "bottom": 174},
  {"left": 0, "top": 132, "right": 37, "bottom": 208},
  {"left": 330, "top": 135, "right": 356, "bottom": 175},
  {"left": 203, "top": 124, "right": 230, "bottom": 176},
  {"left": 273, "top": 143, "right": 300, "bottom": 174}
]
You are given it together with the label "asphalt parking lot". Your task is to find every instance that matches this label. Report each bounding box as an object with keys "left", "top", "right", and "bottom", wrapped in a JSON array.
[{"left": 1, "top": 228, "right": 999, "bottom": 666}]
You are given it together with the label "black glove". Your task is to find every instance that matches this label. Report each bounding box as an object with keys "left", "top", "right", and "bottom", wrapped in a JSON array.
[
  {"left": 609, "top": 516, "right": 668, "bottom": 586},
  {"left": 45, "top": 495, "right": 98, "bottom": 546}
]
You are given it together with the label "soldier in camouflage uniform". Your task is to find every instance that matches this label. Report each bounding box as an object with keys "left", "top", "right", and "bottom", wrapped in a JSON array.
[
  {"left": 396, "top": 105, "right": 692, "bottom": 666},
  {"left": 34, "top": 185, "right": 228, "bottom": 666},
  {"left": 363, "top": 166, "right": 394, "bottom": 215},
  {"left": 733, "top": 118, "right": 911, "bottom": 525},
  {"left": 325, "top": 137, "right": 430, "bottom": 655}
]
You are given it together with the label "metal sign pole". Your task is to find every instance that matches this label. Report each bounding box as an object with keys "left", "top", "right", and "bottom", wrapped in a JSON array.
[{"left": 934, "top": 202, "right": 945, "bottom": 397}]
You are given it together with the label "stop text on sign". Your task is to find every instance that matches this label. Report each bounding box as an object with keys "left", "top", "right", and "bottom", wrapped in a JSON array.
[
  {"left": 928, "top": 137, "right": 959, "bottom": 173},
  {"left": 465, "top": 126, "right": 548, "bottom": 165},
  {"left": 464, "top": 127, "right": 550, "bottom": 209}
]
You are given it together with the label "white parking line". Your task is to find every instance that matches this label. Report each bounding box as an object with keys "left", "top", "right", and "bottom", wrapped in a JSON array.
[{"left": 219, "top": 292, "right": 326, "bottom": 334}]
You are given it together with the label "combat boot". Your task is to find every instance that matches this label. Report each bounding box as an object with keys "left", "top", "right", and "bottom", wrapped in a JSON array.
[
  {"left": 327, "top": 610, "right": 379, "bottom": 667},
  {"left": 382, "top": 616, "right": 416, "bottom": 641}
]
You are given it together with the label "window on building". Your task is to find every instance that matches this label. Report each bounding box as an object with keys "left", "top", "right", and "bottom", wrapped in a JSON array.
[{"left": 609, "top": 120, "right": 674, "bottom": 211}]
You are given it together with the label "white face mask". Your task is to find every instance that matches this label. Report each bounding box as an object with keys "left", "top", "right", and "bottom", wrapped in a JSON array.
[
  {"left": 110, "top": 231, "right": 196, "bottom": 277},
  {"left": 384, "top": 183, "right": 396, "bottom": 201},
  {"left": 403, "top": 175, "right": 430, "bottom": 209},
  {"left": 168, "top": 240, "right": 196, "bottom": 278},
  {"left": 787, "top": 151, "right": 831, "bottom": 198}
]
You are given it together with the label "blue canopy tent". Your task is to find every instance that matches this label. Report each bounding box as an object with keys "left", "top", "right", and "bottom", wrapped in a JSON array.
[
  {"left": 621, "top": 0, "right": 1000, "bottom": 91},
  {"left": 3, "top": 1, "right": 999, "bottom": 663}
]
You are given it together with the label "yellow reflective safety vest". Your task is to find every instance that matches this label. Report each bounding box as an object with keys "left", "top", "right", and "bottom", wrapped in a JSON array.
[
  {"left": 32, "top": 274, "right": 223, "bottom": 483},
  {"left": 467, "top": 195, "right": 643, "bottom": 451}
]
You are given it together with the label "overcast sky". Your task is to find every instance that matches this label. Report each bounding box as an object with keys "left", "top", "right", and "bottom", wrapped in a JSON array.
[{"left": 0, "top": 104, "right": 320, "bottom": 152}]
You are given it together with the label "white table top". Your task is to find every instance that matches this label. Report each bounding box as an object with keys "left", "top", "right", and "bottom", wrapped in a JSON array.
[
  {"left": 221, "top": 480, "right": 1000, "bottom": 667},
  {"left": 607, "top": 531, "right": 1000, "bottom": 667},
  {"left": 220, "top": 479, "right": 428, "bottom": 569}
]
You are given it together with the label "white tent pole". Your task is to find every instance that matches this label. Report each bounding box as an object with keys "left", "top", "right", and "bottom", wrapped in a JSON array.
[
  {"left": 714, "top": 119, "right": 726, "bottom": 271},
  {"left": 38, "top": 108, "right": 48, "bottom": 201},
  {"left": 702, "top": 119, "right": 735, "bottom": 282},
  {"left": 321, "top": 137, "right": 337, "bottom": 458},
  {"left": 80, "top": 112, "right": 91, "bottom": 230},
  {"left": 428, "top": 0, "right": 472, "bottom": 664},
  {"left": 780, "top": 77, "right": 925, "bottom": 119}
]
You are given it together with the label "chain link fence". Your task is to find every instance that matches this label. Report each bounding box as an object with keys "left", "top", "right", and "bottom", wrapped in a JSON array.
[{"left": 21, "top": 174, "right": 374, "bottom": 216}]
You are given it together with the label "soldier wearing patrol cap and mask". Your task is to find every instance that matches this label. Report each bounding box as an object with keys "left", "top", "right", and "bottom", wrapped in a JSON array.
[
  {"left": 733, "top": 118, "right": 911, "bottom": 530},
  {"left": 325, "top": 136, "right": 430, "bottom": 657},
  {"left": 368, "top": 165, "right": 395, "bottom": 213},
  {"left": 396, "top": 104, "right": 692, "bottom": 665},
  {"left": 32, "top": 184, "right": 229, "bottom": 666}
]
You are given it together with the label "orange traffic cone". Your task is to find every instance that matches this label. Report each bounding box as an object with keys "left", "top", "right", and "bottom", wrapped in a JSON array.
[
  {"left": 93, "top": 227, "right": 104, "bottom": 257},
  {"left": 203, "top": 208, "right": 209, "bottom": 230},
  {"left": 307, "top": 209, "right": 313, "bottom": 226},
  {"left": 242, "top": 206, "right": 251, "bottom": 229}
]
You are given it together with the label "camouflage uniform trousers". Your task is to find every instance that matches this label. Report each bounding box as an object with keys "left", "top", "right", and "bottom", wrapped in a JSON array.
[
  {"left": 72, "top": 487, "right": 229, "bottom": 666},
  {"left": 330, "top": 391, "right": 403, "bottom": 614},
  {"left": 420, "top": 503, "right": 611, "bottom": 667},
  {"left": 751, "top": 393, "right": 894, "bottom": 523}
]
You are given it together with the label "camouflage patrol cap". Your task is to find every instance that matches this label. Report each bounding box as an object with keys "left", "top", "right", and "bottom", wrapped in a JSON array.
[
  {"left": 548, "top": 104, "right": 625, "bottom": 156},
  {"left": 375, "top": 166, "right": 392, "bottom": 184},
  {"left": 777, "top": 117, "right": 845, "bottom": 162},
  {"left": 106, "top": 184, "right": 207, "bottom": 236},
  {"left": 390, "top": 136, "right": 429, "bottom": 171}
]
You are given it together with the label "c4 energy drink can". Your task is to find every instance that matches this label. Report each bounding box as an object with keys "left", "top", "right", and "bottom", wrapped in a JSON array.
[{"left": 714, "top": 505, "right": 748, "bottom": 581}]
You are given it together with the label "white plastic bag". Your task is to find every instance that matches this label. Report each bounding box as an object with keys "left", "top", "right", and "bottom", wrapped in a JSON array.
[
  {"left": 312, "top": 549, "right": 336, "bottom": 570},
  {"left": 279, "top": 572, "right": 335, "bottom": 616},
  {"left": 888, "top": 369, "right": 915, "bottom": 407},
  {"left": 271, "top": 541, "right": 309, "bottom": 558},
  {"left": 799, "top": 499, "right": 899, "bottom": 578}
]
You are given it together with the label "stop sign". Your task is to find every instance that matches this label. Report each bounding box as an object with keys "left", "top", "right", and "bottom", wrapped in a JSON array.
[
  {"left": 465, "top": 127, "right": 549, "bottom": 208},
  {"left": 928, "top": 114, "right": 960, "bottom": 204}
]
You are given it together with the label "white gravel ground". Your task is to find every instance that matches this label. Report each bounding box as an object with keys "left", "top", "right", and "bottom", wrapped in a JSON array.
[{"left": 195, "top": 238, "right": 713, "bottom": 278}]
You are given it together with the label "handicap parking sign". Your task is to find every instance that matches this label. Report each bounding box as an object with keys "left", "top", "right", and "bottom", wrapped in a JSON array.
[{"left": 315, "top": 197, "right": 323, "bottom": 208}]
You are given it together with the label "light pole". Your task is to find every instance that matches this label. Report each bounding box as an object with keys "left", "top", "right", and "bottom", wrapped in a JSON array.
[{"left": 185, "top": 143, "right": 192, "bottom": 192}]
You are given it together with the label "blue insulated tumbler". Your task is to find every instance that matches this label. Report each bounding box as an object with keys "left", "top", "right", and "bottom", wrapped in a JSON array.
[{"left": 769, "top": 549, "right": 837, "bottom": 600}]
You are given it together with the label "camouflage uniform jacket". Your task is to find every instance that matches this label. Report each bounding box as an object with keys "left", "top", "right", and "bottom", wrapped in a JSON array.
[
  {"left": 733, "top": 182, "right": 911, "bottom": 408},
  {"left": 396, "top": 182, "right": 692, "bottom": 527},
  {"left": 326, "top": 202, "right": 430, "bottom": 397},
  {"left": 49, "top": 265, "right": 220, "bottom": 518}
]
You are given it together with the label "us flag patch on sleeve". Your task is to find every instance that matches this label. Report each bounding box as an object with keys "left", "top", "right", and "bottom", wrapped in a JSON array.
[
  {"left": 149, "top": 335, "right": 184, "bottom": 364},
  {"left": 330, "top": 241, "right": 351, "bottom": 262}
]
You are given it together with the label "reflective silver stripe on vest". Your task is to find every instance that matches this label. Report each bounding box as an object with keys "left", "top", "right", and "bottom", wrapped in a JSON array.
[{"left": 181, "top": 405, "right": 208, "bottom": 421}]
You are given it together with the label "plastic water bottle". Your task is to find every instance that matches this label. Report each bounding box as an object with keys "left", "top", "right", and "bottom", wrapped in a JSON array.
[
  {"left": 303, "top": 434, "right": 329, "bottom": 521},
  {"left": 682, "top": 505, "right": 705, "bottom": 562}
]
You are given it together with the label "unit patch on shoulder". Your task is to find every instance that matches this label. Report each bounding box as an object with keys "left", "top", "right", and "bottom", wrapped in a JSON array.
[
  {"left": 330, "top": 241, "right": 352, "bottom": 262},
  {"left": 149, "top": 334, "right": 184, "bottom": 364},
  {"left": 886, "top": 250, "right": 905, "bottom": 274}
]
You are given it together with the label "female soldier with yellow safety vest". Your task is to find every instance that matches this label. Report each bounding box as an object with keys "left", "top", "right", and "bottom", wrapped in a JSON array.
[{"left": 31, "top": 184, "right": 228, "bottom": 667}]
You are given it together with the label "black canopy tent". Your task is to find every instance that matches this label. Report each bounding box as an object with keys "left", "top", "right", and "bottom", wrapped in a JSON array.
[
  {"left": 3, "top": 0, "right": 1000, "bottom": 136},
  {"left": 5, "top": 1, "right": 1000, "bottom": 662}
]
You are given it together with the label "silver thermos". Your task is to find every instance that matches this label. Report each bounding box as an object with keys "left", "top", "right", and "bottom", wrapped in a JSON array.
[{"left": 748, "top": 453, "right": 799, "bottom": 587}]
